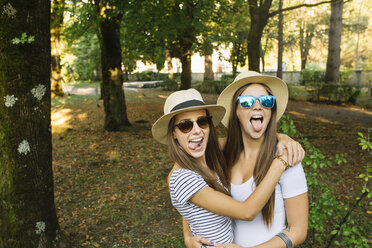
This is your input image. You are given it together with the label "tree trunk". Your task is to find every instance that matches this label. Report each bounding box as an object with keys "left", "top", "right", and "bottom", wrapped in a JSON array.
[
  {"left": 165, "top": 49, "right": 174, "bottom": 80},
  {"left": 0, "top": 1, "right": 66, "bottom": 247},
  {"left": 261, "top": 36, "right": 269, "bottom": 72},
  {"left": 300, "top": 23, "right": 315, "bottom": 70},
  {"left": 51, "top": 0, "right": 65, "bottom": 97},
  {"left": 247, "top": 0, "right": 272, "bottom": 72},
  {"left": 277, "top": 0, "right": 283, "bottom": 79},
  {"left": 204, "top": 54, "right": 214, "bottom": 81},
  {"left": 179, "top": 43, "right": 192, "bottom": 90},
  {"left": 98, "top": 17, "right": 131, "bottom": 131},
  {"left": 325, "top": 0, "right": 344, "bottom": 83},
  {"left": 231, "top": 41, "right": 240, "bottom": 77}
]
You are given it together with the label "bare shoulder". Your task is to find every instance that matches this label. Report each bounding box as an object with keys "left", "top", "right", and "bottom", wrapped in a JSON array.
[{"left": 218, "top": 137, "right": 227, "bottom": 150}]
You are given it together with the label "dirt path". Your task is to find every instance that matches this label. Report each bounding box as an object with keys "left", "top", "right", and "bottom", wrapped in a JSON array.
[{"left": 286, "top": 100, "right": 372, "bottom": 127}]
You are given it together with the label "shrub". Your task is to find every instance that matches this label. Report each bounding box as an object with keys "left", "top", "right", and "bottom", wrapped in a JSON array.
[
  {"left": 160, "top": 78, "right": 179, "bottom": 91},
  {"left": 280, "top": 115, "right": 370, "bottom": 247},
  {"left": 194, "top": 80, "right": 229, "bottom": 94},
  {"left": 220, "top": 73, "right": 235, "bottom": 84},
  {"left": 300, "top": 69, "right": 361, "bottom": 104}
]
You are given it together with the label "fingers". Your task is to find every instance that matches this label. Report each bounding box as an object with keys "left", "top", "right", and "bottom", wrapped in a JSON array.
[
  {"left": 287, "top": 141, "right": 305, "bottom": 166},
  {"left": 277, "top": 145, "right": 284, "bottom": 156},
  {"left": 200, "top": 237, "right": 211, "bottom": 245},
  {"left": 299, "top": 143, "right": 305, "bottom": 162},
  {"left": 292, "top": 141, "right": 305, "bottom": 165}
]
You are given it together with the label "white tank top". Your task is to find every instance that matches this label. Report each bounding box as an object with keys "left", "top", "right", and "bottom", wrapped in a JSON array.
[{"left": 230, "top": 163, "right": 307, "bottom": 246}]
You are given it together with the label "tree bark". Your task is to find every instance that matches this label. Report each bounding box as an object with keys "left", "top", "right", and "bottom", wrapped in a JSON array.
[
  {"left": 204, "top": 54, "right": 214, "bottom": 81},
  {"left": 180, "top": 43, "right": 192, "bottom": 90},
  {"left": 300, "top": 22, "right": 315, "bottom": 70},
  {"left": 325, "top": 0, "right": 344, "bottom": 83},
  {"left": 277, "top": 0, "right": 283, "bottom": 79},
  {"left": 98, "top": 16, "right": 131, "bottom": 131},
  {"left": 51, "top": 0, "right": 65, "bottom": 97},
  {"left": 0, "top": 0, "right": 66, "bottom": 247},
  {"left": 164, "top": 49, "right": 174, "bottom": 80},
  {"left": 247, "top": 0, "right": 272, "bottom": 72}
]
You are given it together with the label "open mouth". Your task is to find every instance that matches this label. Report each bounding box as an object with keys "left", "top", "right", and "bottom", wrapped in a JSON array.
[
  {"left": 188, "top": 137, "right": 204, "bottom": 151},
  {"left": 250, "top": 115, "right": 263, "bottom": 132}
]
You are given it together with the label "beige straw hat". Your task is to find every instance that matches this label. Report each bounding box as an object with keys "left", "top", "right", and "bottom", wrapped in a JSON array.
[
  {"left": 217, "top": 71, "right": 288, "bottom": 127},
  {"left": 152, "top": 88, "right": 226, "bottom": 144}
]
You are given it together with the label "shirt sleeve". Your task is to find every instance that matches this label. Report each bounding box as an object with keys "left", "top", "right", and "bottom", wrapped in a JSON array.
[
  {"left": 279, "top": 162, "right": 308, "bottom": 199},
  {"left": 169, "top": 169, "right": 208, "bottom": 205}
]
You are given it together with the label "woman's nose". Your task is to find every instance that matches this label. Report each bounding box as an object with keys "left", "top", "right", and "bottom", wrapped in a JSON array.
[{"left": 252, "top": 99, "right": 262, "bottom": 109}]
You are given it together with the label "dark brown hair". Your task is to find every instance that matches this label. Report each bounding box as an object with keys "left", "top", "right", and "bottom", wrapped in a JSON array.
[
  {"left": 167, "top": 110, "right": 230, "bottom": 195},
  {"left": 223, "top": 83, "right": 278, "bottom": 227}
]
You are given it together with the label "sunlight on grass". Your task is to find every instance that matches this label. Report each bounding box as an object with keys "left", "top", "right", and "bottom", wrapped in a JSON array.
[
  {"left": 77, "top": 113, "right": 88, "bottom": 121},
  {"left": 52, "top": 108, "right": 73, "bottom": 133},
  {"left": 287, "top": 111, "right": 340, "bottom": 125}
]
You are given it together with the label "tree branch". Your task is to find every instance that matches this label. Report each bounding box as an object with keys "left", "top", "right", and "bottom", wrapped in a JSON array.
[
  {"left": 326, "top": 189, "right": 369, "bottom": 247},
  {"left": 268, "top": 0, "right": 351, "bottom": 18}
]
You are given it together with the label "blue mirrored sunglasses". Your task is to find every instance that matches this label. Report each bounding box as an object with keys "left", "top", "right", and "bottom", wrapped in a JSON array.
[{"left": 237, "top": 95, "right": 276, "bottom": 109}]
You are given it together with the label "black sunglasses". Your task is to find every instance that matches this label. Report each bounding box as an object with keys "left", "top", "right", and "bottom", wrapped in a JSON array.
[{"left": 175, "top": 116, "right": 212, "bottom": 133}]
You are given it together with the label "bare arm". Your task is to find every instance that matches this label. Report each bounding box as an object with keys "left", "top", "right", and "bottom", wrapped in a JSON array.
[
  {"left": 189, "top": 157, "right": 288, "bottom": 221},
  {"left": 249, "top": 193, "right": 309, "bottom": 248},
  {"left": 222, "top": 134, "right": 304, "bottom": 165},
  {"left": 214, "top": 193, "right": 309, "bottom": 248}
]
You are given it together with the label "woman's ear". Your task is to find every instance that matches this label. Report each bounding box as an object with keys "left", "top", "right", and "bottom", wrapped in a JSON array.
[{"left": 172, "top": 131, "right": 177, "bottom": 140}]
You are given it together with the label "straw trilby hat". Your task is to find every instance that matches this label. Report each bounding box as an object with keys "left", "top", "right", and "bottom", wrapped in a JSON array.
[
  {"left": 152, "top": 88, "right": 226, "bottom": 144},
  {"left": 217, "top": 71, "right": 288, "bottom": 127}
]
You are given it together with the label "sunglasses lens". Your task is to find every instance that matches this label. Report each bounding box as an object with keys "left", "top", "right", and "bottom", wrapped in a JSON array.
[
  {"left": 196, "top": 116, "right": 211, "bottom": 129},
  {"left": 260, "top": 95, "right": 275, "bottom": 108},
  {"left": 176, "top": 121, "right": 193, "bottom": 133},
  {"left": 176, "top": 116, "right": 211, "bottom": 133},
  {"left": 239, "top": 96, "right": 255, "bottom": 108}
]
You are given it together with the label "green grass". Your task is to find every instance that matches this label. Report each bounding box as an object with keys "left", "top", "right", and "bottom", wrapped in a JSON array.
[{"left": 52, "top": 94, "right": 100, "bottom": 108}]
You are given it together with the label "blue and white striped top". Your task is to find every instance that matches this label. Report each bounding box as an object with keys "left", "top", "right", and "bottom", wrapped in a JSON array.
[{"left": 169, "top": 169, "right": 233, "bottom": 244}]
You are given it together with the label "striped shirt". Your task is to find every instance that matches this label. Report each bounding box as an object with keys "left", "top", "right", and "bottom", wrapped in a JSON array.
[{"left": 169, "top": 169, "right": 233, "bottom": 244}]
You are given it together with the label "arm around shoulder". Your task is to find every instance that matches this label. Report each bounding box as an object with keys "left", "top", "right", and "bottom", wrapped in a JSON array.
[{"left": 189, "top": 158, "right": 286, "bottom": 221}]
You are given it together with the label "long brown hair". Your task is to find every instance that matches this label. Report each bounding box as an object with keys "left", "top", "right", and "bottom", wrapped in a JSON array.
[
  {"left": 167, "top": 110, "right": 230, "bottom": 195},
  {"left": 223, "top": 83, "right": 278, "bottom": 227}
]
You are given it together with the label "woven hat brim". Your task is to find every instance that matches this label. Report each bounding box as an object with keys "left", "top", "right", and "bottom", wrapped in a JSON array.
[
  {"left": 217, "top": 75, "right": 288, "bottom": 127},
  {"left": 152, "top": 105, "right": 226, "bottom": 144}
]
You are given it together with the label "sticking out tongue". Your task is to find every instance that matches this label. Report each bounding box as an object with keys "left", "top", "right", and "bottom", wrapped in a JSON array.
[
  {"left": 251, "top": 119, "right": 263, "bottom": 132},
  {"left": 188, "top": 139, "right": 203, "bottom": 150}
]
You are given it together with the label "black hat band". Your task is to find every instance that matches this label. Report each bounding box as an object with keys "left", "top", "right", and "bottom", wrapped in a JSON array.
[{"left": 170, "top": 100, "right": 205, "bottom": 112}]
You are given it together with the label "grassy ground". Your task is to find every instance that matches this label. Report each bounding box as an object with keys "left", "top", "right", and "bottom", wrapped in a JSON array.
[{"left": 52, "top": 89, "right": 371, "bottom": 247}]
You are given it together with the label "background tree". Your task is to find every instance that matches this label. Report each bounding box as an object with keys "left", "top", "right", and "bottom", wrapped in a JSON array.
[
  {"left": 299, "top": 21, "right": 316, "bottom": 70},
  {"left": 51, "top": 0, "right": 65, "bottom": 97},
  {"left": 0, "top": 0, "right": 65, "bottom": 247},
  {"left": 246, "top": 0, "right": 333, "bottom": 72},
  {"left": 217, "top": 0, "right": 250, "bottom": 77},
  {"left": 134, "top": 0, "right": 222, "bottom": 89},
  {"left": 325, "top": 0, "right": 344, "bottom": 83},
  {"left": 276, "top": 0, "right": 283, "bottom": 78},
  {"left": 93, "top": 0, "right": 130, "bottom": 131},
  {"left": 201, "top": 36, "right": 214, "bottom": 81}
]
